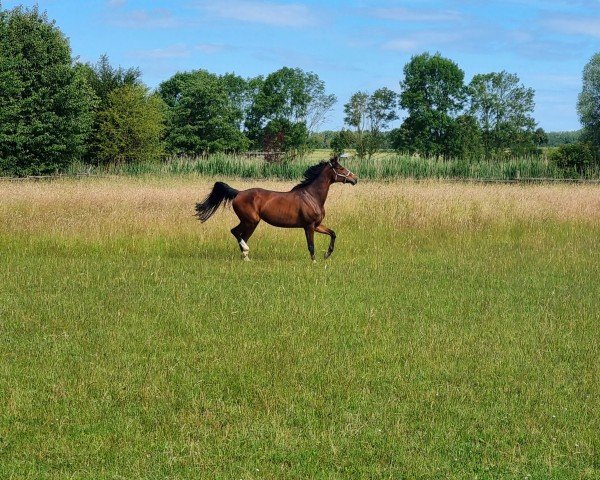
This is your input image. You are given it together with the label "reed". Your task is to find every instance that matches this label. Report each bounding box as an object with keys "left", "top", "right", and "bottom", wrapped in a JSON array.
[{"left": 66, "top": 151, "right": 600, "bottom": 181}]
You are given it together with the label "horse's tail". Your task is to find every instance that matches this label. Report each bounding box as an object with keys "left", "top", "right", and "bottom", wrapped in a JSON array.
[{"left": 195, "top": 182, "right": 239, "bottom": 222}]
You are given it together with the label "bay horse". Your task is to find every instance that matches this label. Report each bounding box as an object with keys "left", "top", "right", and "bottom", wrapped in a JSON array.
[{"left": 195, "top": 155, "right": 358, "bottom": 261}]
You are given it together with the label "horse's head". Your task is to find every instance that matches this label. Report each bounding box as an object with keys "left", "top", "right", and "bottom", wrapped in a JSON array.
[{"left": 329, "top": 155, "right": 358, "bottom": 185}]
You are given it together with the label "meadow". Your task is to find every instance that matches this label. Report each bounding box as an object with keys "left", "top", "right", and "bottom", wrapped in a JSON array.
[{"left": 0, "top": 176, "right": 599, "bottom": 479}]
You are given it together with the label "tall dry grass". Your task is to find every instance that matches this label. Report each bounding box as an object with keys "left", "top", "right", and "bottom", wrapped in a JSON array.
[{"left": 1, "top": 178, "right": 599, "bottom": 242}]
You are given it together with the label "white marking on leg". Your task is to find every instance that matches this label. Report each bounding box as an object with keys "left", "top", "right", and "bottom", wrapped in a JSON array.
[{"left": 239, "top": 239, "right": 249, "bottom": 252}]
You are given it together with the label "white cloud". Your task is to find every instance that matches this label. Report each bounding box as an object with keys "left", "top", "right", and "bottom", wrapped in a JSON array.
[
  {"left": 370, "top": 7, "right": 463, "bottom": 23},
  {"left": 197, "top": 0, "right": 318, "bottom": 27},
  {"left": 128, "top": 44, "right": 191, "bottom": 59},
  {"left": 111, "top": 9, "right": 181, "bottom": 28},
  {"left": 195, "top": 44, "right": 228, "bottom": 54},
  {"left": 382, "top": 32, "right": 464, "bottom": 52},
  {"left": 543, "top": 15, "right": 600, "bottom": 38}
]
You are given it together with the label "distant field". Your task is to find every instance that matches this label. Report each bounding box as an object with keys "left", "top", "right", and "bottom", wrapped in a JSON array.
[{"left": 1, "top": 177, "right": 599, "bottom": 479}]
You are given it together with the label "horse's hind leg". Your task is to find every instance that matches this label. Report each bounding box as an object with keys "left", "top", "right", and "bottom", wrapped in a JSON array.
[
  {"left": 231, "top": 221, "right": 258, "bottom": 261},
  {"left": 231, "top": 223, "right": 249, "bottom": 260}
]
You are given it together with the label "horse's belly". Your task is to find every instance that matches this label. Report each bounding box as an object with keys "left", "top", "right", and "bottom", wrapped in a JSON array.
[{"left": 260, "top": 211, "right": 302, "bottom": 228}]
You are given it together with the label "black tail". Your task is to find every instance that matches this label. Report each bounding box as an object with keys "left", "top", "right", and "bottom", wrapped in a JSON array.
[{"left": 195, "top": 182, "right": 239, "bottom": 222}]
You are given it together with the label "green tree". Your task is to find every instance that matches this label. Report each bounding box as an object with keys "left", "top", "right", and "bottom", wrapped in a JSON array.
[
  {"left": 344, "top": 88, "right": 398, "bottom": 159},
  {"left": 330, "top": 129, "right": 355, "bottom": 156},
  {"left": 80, "top": 54, "right": 142, "bottom": 106},
  {"left": 0, "top": 5, "right": 94, "bottom": 175},
  {"left": 399, "top": 52, "right": 466, "bottom": 157},
  {"left": 546, "top": 130, "right": 582, "bottom": 147},
  {"left": 78, "top": 54, "right": 143, "bottom": 162},
  {"left": 577, "top": 53, "right": 600, "bottom": 148},
  {"left": 534, "top": 127, "right": 548, "bottom": 147},
  {"left": 365, "top": 87, "right": 398, "bottom": 157},
  {"left": 159, "top": 70, "right": 249, "bottom": 155},
  {"left": 468, "top": 71, "right": 536, "bottom": 156},
  {"left": 343, "top": 91, "right": 369, "bottom": 158},
  {"left": 95, "top": 84, "right": 166, "bottom": 164},
  {"left": 445, "top": 115, "right": 483, "bottom": 159},
  {"left": 245, "top": 67, "right": 335, "bottom": 153}
]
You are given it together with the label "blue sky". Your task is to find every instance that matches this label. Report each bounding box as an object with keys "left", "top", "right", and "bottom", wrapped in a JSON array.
[{"left": 5, "top": 0, "right": 599, "bottom": 131}]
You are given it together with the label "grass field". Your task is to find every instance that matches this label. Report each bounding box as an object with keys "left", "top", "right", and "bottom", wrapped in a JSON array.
[{"left": 1, "top": 177, "right": 599, "bottom": 479}]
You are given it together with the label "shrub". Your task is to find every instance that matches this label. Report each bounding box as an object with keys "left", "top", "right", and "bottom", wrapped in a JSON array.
[{"left": 549, "top": 143, "right": 597, "bottom": 173}]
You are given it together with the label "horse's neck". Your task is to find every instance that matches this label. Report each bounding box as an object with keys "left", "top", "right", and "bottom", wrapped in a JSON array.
[{"left": 305, "top": 174, "right": 332, "bottom": 207}]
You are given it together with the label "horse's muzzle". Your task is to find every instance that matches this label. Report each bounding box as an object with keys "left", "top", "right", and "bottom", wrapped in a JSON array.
[{"left": 349, "top": 178, "right": 358, "bottom": 185}]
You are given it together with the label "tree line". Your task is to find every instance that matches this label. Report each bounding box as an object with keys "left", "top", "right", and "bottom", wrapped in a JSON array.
[{"left": 1, "top": 5, "right": 599, "bottom": 176}]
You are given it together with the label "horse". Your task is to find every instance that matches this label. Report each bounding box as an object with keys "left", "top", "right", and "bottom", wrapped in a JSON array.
[{"left": 195, "top": 155, "right": 358, "bottom": 261}]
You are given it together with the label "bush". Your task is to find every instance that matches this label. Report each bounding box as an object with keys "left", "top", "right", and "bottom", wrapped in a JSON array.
[{"left": 549, "top": 143, "right": 597, "bottom": 173}]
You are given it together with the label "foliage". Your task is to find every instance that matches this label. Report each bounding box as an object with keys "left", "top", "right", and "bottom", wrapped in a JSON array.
[
  {"left": 577, "top": 53, "right": 600, "bottom": 148},
  {"left": 445, "top": 114, "right": 484, "bottom": 159},
  {"left": 549, "top": 142, "right": 597, "bottom": 173},
  {"left": 79, "top": 54, "right": 143, "bottom": 162},
  {"left": 245, "top": 67, "right": 336, "bottom": 153},
  {"left": 80, "top": 54, "right": 142, "bottom": 106},
  {"left": 546, "top": 130, "right": 582, "bottom": 147},
  {"left": 344, "top": 88, "right": 397, "bottom": 158},
  {"left": 158, "top": 70, "right": 249, "bottom": 155},
  {"left": 468, "top": 71, "right": 537, "bottom": 156},
  {"left": 399, "top": 52, "right": 466, "bottom": 157},
  {"left": 330, "top": 129, "right": 355, "bottom": 156},
  {"left": 534, "top": 127, "right": 548, "bottom": 147},
  {"left": 95, "top": 84, "right": 166, "bottom": 164},
  {"left": 0, "top": 5, "right": 94, "bottom": 175}
]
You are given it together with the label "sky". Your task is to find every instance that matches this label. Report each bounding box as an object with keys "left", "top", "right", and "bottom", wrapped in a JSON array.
[{"left": 4, "top": 0, "right": 599, "bottom": 131}]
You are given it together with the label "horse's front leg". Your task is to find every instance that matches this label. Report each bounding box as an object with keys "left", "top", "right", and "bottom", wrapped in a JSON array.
[
  {"left": 315, "top": 224, "right": 336, "bottom": 259},
  {"left": 304, "top": 226, "right": 316, "bottom": 262}
]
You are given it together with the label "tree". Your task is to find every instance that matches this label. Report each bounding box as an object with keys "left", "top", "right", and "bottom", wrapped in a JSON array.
[
  {"left": 344, "top": 88, "right": 398, "bottom": 159},
  {"left": 330, "top": 129, "right": 355, "bottom": 156},
  {"left": 468, "top": 71, "right": 536, "bottom": 156},
  {"left": 343, "top": 92, "right": 369, "bottom": 158},
  {"left": 546, "top": 130, "right": 582, "bottom": 147},
  {"left": 445, "top": 115, "right": 483, "bottom": 159},
  {"left": 95, "top": 84, "right": 166, "bottom": 164},
  {"left": 0, "top": 5, "right": 94, "bottom": 175},
  {"left": 399, "top": 52, "right": 466, "bottom": 157},
  {"left": 78, "top": 54, "right": 143, "bottom": 162},
  {"left": 159, "top": 70, "right": 249, "bottom": 155},
  {"left": 80, "top": 54, "right": 142, "bottom": 106},
  {"left": 577, "top": 53, "right": 600, "bottom": 148},
  {"left": 245, "top": 67, "right": 336, "bottom": 153}
]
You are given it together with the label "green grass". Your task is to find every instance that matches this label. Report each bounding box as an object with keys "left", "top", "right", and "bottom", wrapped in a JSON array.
[
  {"left": 69, "top": 150, "right": 600, "bottom": 181},
  {"left": 0, "top": 178, "right": 599, "bottom": 479}
]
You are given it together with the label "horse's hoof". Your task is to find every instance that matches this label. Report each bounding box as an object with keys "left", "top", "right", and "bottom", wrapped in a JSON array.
[
  {"left": 324, "top": 252, "right": 331, "bottom": 259},
  {"left": 312, "top": 259, "right": 317, "bottom": 264},
  {"left": 242, "top": 254, "right": 250, "bottom": 261}
]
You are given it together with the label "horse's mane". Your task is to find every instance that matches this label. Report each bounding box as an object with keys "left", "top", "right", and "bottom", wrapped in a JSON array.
[{"left": 291, "top": 161, "right": 329, "bottom": 190}]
